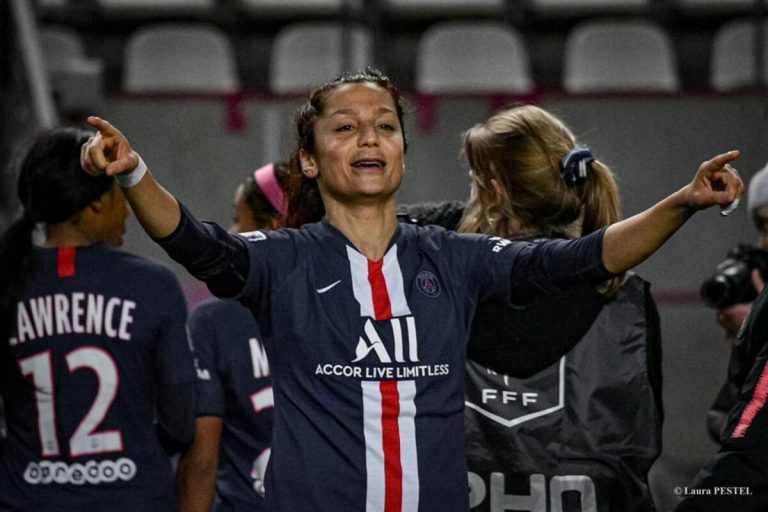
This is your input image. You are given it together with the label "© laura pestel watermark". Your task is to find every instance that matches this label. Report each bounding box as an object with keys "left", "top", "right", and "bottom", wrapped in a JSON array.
[{"left": 674, "top": 486, "right": 753, "bottom": 496}]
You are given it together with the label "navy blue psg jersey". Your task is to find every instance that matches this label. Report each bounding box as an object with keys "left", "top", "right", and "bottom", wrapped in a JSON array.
[
  {"left": 188, "top": 299, "right": 273, "bottom": 511},
  {"left": 0, "top": 244, "right": 194, "bottom": 511},
  {"left": 233, "top": 220, "right": 607, "bottom": 512}
]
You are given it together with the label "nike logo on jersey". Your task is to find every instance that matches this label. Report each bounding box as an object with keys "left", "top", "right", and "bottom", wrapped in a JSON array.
[{"left": 316, "top": 280, "right": 342, "bottom": 294}]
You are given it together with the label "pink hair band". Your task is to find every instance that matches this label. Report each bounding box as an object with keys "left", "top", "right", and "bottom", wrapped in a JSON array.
[{"left": 253, "top": 163, "right": 286, "bottom": 216}]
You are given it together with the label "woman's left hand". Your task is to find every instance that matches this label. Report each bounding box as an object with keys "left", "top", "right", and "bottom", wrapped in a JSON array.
[{"left": 682, "top": 150, "right": 744, "bottom": 212}]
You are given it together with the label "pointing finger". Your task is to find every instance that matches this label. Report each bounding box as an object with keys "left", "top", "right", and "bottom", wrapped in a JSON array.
[
  {"left": 702, "top": 150, "right": 740, "bottom": 174},
  {"left": 87, "top": 116, "right": 130, "bottom": 146}
]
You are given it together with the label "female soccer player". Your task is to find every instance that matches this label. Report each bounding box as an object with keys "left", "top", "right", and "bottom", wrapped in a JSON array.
[
  {"left": 0, "top": 127, "right": 195, "bottom": 511},
  {"left": 176, "top": 163, "right": 288, "bottom": 512},
  {"left": 80, "top": 68, "right": 741, "bottom": 511}
]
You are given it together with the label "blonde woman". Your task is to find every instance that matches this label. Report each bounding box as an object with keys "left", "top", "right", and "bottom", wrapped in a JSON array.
[{"left": 460, "top": 105, "right": 662, "bottom": 512}]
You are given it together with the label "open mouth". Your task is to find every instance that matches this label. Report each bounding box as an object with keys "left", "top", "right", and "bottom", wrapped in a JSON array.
[{"left": 352, "top": 159, "right": 386, "bottom": 170}]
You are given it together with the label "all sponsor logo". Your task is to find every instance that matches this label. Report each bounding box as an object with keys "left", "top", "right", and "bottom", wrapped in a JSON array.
[
  {"left": 352, "top": 317, "right": 419, "bottom": 364},
  {"left": 314, "top": 316, "right": 450, "bottom": 379}
]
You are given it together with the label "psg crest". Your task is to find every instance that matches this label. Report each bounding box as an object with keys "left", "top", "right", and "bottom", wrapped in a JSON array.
[{"left": 415, "top": 270, "right": 441, "bottom": 298}]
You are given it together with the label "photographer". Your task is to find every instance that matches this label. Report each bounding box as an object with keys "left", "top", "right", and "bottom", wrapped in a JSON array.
[
  {"left": 701, "top": 245, "right": 768, "bottom": 442},
  {"left": 676, "top": 285, "right": 768, "bottom": 511},
  {"left": 714, "top": 164, "right": 768, "bottom": 337},
  {"left": 702, "top": 163, "right": 768, "bottom": 443}
]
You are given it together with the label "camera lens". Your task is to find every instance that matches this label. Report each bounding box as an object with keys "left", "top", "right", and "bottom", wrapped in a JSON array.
[
  {"left": 700, "top": 275, "right": 731, "bottom": 309},
  {"left": 700, "top": 260, "right": 757, "bottom": 309}
]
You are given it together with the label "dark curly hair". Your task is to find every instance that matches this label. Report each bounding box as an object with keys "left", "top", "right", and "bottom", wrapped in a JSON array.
[
  {"left": 1, "top": 127, "right": 113, "bottom": 383},
  {"left": 283, "top": 67, "right": 409, "bottom": 228}
]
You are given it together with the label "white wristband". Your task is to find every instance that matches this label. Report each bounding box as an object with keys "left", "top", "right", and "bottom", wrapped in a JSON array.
[{"left": 115, "top": 156, "right": 148, "bottom": 188}]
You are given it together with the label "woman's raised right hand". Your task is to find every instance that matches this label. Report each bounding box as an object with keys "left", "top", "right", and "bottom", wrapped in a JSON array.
[{"left": 81, "top": 116, "right": 140, "bottom": 177}]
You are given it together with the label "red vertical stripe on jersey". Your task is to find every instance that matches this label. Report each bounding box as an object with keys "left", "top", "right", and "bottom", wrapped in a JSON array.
[
  {"left": 380, "top": 380, "right": 403, "bottom": 512},
  {"left": 368, "top": 258, "right": 393, "bottom": 320},
  {"left": 57, "top": 247, "right": 76, "bottom": 278},
  {"left": 732, "top": 361, "right": 768, "bottom": 438}
]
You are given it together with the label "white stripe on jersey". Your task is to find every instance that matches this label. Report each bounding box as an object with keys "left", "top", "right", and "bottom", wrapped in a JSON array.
[
  {"left": 362, "top": 381, "right": 386, "bottom": 511},
  {"left": 381, "top": 248, "right": 411, "bottom": 318},
  {"left": 346, "top": 245, "right": 411, "bottom": 320},
  {"left": 361, "top": 380, "right": 419, "bottom": 512},
  {"left": 347, "top": 247, "right": 376, "bottom": 318},
  {"left": 397, "top": 380, "right": 419, "bottom": 512}
]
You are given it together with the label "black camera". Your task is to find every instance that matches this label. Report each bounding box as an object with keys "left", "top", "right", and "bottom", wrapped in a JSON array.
[{"left": 700, "top": 245, "right": 768, "bottom": 309}]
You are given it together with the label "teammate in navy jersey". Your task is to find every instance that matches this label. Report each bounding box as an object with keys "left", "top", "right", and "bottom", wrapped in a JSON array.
[
  {"left": 0, "top": 128, "right": 195, "bottom": 512},
  {"left": 80, "top": 68, "right": 742, "bottom": 512},
  {"left": 457, "top": 105, "right": 663, "bottom": 512},
  {"left": 176, "top": 163, "right": 288, "bottom": 512}
]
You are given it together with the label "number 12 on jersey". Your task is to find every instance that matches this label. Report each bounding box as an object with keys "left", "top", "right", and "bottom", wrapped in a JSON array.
[{"left": 19, "top": 346, "right": 123, "bottom": 458}]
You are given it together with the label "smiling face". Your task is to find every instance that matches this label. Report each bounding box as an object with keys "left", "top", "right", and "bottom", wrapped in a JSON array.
[{"left": 299, "top": 82, "right": 405, "bottom": 207}]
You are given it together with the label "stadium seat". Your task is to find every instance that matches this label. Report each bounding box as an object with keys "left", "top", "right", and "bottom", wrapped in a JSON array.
[
  {"left": 94, "top": 0, "right": 214, "bottom": 15},
  {"left": 38, "top": 0, "right": 69, "bottom": 10},
  {"left": 237, "top": 0, "right": 360, "bottom": 16},
  {"left": 711, "top": 19, "right": 768, "bottom": 91},
  {"left": 41, "top": 25, "right": 87, "bottom": 65},
  {"left": 383, "top": 0, "right": 504, "bottom": 16},
  {"left": 563, "top": 20, "right": 680, "bottom": 93},
  {"left": 270, "top": 22, "right": 373, "bottom": 95},
  {"left": 40, "top": 25, "right": 105, "bottom": 114},
  {"left": 415, "top": 21, "right": 533, "bottom": 94},
  {"left": 674, "top": 0, "right": 757, "bottom": 13},
  {"left": 123, "top": 23, "right": 240, "bottom": 94},
  {"left": 530, "top": 0, "right": 648, "bottom": 15}
]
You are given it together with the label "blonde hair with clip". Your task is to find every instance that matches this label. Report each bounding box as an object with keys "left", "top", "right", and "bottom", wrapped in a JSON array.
[{"left": 458, "top": 105, "right": 623, "bottom": 295}]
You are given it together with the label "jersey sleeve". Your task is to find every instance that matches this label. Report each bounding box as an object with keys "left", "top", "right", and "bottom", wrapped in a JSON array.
[
  {"left": 448, "top": 228, "right": 612, "bottom": 305},
  {"left": 236, "top": 229, "right": 302, "bottom": 317},
  {"left": 187, "top": 304, "right": 225, "bottom": 417},
  {"left": 154, "top": 202, "right": 251, "bottom": 298}
]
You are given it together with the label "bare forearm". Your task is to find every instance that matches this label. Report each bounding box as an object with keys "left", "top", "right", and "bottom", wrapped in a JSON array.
[
  {"left": 176, "top": 461, "right": 217, "bottom": 512},
  {"left": 175, "top": 416, "right": 223, "bottom": 512},
  {"left": 603, "top": 187, "right": 694, "bottom": 274},
  {"left": 123, "top": 170, "right": 182, "bottom": 239},
  {"left": 603, "top": 150, "right": 743, "bottom": 273}
]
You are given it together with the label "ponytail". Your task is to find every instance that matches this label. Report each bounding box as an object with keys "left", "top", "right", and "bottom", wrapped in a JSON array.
[
  {"left": 581, "top": 159, "right": 621, "bottom": 236},
  {"left": 458, "top": 104, "right": 624, "bottom": 296},
  {"left": 0, "top": 216, "right": 37, "bottom": 384}
]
